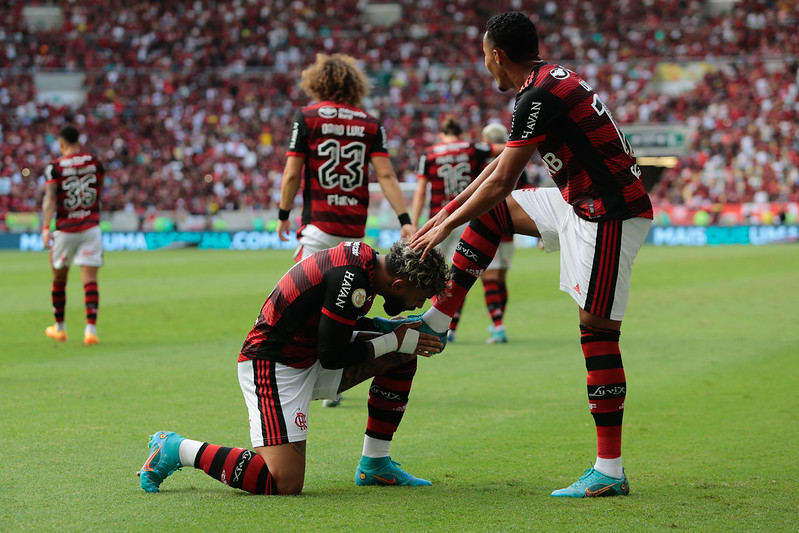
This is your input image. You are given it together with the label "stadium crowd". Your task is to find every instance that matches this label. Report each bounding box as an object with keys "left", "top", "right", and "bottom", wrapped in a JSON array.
[{"left": 1, "top": 0, "right": 797, "bottom": 223}]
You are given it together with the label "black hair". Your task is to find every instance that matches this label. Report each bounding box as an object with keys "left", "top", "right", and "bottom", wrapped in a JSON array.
[
  {"left": 58, "top": 125, "right": 79, "bottom": 144},
  {"left": 485, "top": 11, "right": 539, "bottom": 63},
  {"left": 440, "top": 116, "right": 463, "bottom": 137}
]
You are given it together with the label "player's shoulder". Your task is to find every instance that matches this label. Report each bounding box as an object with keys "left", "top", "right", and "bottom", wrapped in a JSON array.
[
  {"left": 329, "top": 241, "right": 375, "bottom": 266},
  {"left": 519, "top": 63, "right": 584, "bottom": 99}
]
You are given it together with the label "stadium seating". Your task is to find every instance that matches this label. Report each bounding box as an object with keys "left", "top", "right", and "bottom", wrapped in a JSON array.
[{"left": 1, "top": 0, "right": 797, "bottom": 228}]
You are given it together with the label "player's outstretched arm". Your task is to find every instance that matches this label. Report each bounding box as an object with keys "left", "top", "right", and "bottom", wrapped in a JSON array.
[
  {"left": 372, "top": 155, "right": 415, "bottom": 239},
  {"left": 277, "top": 156, "right": 304, "bottom": 241},
  {"left": 411, "top": 144, "right": 537, "bottom": 258}
]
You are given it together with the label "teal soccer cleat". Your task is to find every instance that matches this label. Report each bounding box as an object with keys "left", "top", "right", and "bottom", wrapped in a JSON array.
[
  {"left": 486, "top": 325, "right": 508, "bottom": 344},
  {"left": 372, "top": 314, "right": 448, "bottom": 347},
  {"left": 137, "top": 431, "right": 184, "bottom": 493},
  {"left": 551, "top": 467, "right": 629, "bottom": 498},
  {"left": 355, "top": 456, "right": 432, "bottom": 487}
]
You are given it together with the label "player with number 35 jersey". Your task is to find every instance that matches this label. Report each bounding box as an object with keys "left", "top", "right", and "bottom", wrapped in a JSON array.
[
  {"left": 41, "top": 125, "right": 105, "bottom": 345},
  {"left": 277, "top": 53, "right": 415, "bottom": 262}
]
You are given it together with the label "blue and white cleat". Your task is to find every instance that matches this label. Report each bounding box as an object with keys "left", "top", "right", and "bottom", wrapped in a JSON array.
[
  {"left": 355, "top": 456, "right": 432, "bottom": 487},
  {"left": 551, "top": 467, "right": 629, "bottom": 498},
  {"left": 486, "top": 325, "right": 508, "bottom": 344},
  {"left": 137, "top": 431, "right": 184, "bottom": 493},
  {"left": 373, "top": 314, "right": 448, "bottom": 347}
]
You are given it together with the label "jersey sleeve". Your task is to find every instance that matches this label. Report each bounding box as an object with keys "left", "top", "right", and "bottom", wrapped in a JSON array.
[
  {"left": 44, "top": 163, "right": 59, "bottom": 184},
  {"left": 317, "top": 266, "right": 373, "bottom": 368},
  {"left": 286, "top": 109, "right": 309, "bottom": 156},
  {"left": 369, "top": 123, "right": 389, "bottom": 157},
  {"left": 321, "top": 266, "right": 371, "bottom": 327},
  {"left": 507, "top": 86, "right": 564, "bottom": 147},
  {"left": 417, "top": 153, "right": 428, "bottom": 179}
]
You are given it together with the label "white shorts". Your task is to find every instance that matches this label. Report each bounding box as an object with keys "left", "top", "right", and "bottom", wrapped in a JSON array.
[
  {"left": 511, "top": 188, "right": 651, "bottom": 321},
  {"left": 295, "top": 224, "right": 357, "bottom": 262},
  {"left": 238, "top": 358, "right": 343, "bottom": 447},
  {"left": 487, "top": 240, "right": 515, "bottom": 270},
  {"left": 437, "top": 223, "right": 468, "bottom": 264},
  {"left": 51, "top": 226, "right": 103, "bottom": 269}
]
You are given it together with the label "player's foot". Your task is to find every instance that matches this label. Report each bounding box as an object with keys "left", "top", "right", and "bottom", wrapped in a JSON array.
[
  {"left": 355, "top": 456, "right": 432, "bottom": 487},
  {"left": 551, "top": 467, "right": 629, "bottom": 498},
  {"left": 486, "top": 326, "right": 507, "bottom": 344},
  {"left": 45, "top": 325, "right": 66, "bottom": 342},
  {"left": 322, "top": 394, "right": 342, "bottom": 407},
  {"left": 137, "top": 431, "right": 184, "bottom": 493},
  {"left": 84, "top": 331, "right": 99, "bottom": 345},
  {"left": 447, "top": 330, "right": 456, "bottom": 343},
  {"left": 373, "top": 314, "right": 448, "bottom": 347}
]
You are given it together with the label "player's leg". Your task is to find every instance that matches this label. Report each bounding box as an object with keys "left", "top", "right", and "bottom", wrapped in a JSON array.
[
  {"left": 422, "top": 194, "right": 540, "bottom": 334},
  {"left": 331, "top": 351, "right": 432, "bottom": 486},
  {"left": 549, "top": 215, "right": 651, "bottom": 497},
  {"left": 80, "top": 266, "right": 99, "bottom": 344},
  {"left": 481, "top": 267, "right": 508, "bottom": 343},
  {"left": 437, "top": 225, "right": 467, "bottom": 342},
  {"left": 138, "top": 359, "right": 315, "bottom": 494},
  {"left": 46, "top": 230, "right": 76, "bottom": 341}
]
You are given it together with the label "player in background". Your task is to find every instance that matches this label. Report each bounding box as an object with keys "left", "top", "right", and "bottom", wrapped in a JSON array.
[
  {"left": 41, "top": 125, "right": 105, "bottom": 345},
  {"left": 138, "top": 240, "right": 450, "bottom": 495},
  {"left": 479, "top": 123, "right": 519, "bottom": 344},
  {"left": 277, "top": 53, "right": 415, "bottom": 259},
  {"left": 409, "top": 12, "right": 652, "bottom": 497},
  {"left": 410, "top": 116, "right": 502, "bottom": 342}
]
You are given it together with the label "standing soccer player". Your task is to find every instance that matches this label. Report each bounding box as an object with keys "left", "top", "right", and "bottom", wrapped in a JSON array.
[
  {"left": 41, "top": 125, "right": 105, "bottom": 345},
  {"left": 410, "top": 117, "right": 502, "bottom": 341},
  {"left": 410, "top": 12, "right": 652, "bottom": 497},
  {"left": 277, "top": 53, "right": 415, "bottom": 259},
  {"left": 138, "top": 241, "right": 450, "bottom": 495}
]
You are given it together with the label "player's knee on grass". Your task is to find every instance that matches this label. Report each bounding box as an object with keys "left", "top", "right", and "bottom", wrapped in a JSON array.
[{"left": 255, "top": 442, "right": 306, "bottom": 495}]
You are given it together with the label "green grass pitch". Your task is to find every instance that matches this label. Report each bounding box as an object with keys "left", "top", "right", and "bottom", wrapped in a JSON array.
[{"left": 1, "top": 244, "right": 797, "bottom": 532}]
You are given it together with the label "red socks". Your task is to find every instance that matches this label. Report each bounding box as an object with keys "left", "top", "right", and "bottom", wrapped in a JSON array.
[{"left": 195, "top": 444, "right": 276, "bottom": 494}]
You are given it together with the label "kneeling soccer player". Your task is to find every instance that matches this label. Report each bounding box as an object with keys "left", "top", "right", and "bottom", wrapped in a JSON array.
[{"left": 138, "top": 240, "right": 449, "bottom": 494}]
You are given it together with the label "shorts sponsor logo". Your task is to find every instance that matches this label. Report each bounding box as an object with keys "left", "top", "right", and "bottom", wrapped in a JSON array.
[
  {"left": 521, "top": 102, "right": 541, "bottom": 139},
  {"left": 336, "top": 270, "right": 356, "bottom": 308},
  {"left": 318, "top": 106, "right": 337, "bottom": 118},
  {"left": 574, "top": 283, "right": 581, "bottom": 295},
  {"left": 352, "top": 288, "right": 367, "bottom": 308},
  {"left": 550, "top": 66, "right": 570, "bottom": 80},
  {"left": 294, "top": 411, "right": 308, "bottom": 431}
]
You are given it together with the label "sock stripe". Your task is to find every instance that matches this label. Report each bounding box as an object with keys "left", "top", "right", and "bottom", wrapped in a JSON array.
[
  {"left": 255, "top": 463, "right": 270, "bottom": 494},
  {"left": 207, "top": 446, "right": 232, "bottom": 480},
  {"left": 592, "top": 411, "right": 624, "bottom": 427},
  {"left": 194, "top": 443, "right": 209, "bottom": 468},
  {"left": 585, "top": 354, "right": 623, "bottom": 371}
]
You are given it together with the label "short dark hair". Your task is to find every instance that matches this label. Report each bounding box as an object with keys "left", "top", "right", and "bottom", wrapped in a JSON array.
[
  {"left": 485, "top": 12, "right": 539, "bottom": 63},
  {"left": 440, "top": 116, "right": 462, "bottom": 137},
  {"left": 58, "top": 125, "right": 79, "bottom": 144}
]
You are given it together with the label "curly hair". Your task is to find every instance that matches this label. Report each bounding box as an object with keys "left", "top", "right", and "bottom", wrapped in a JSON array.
[
  {"left": 385, "top": 240, "right": 451, "bottom": 296},
  {"left": 299, "top": 53, "right": 371, "bottom": 107},
  {"left": 485, "top": 12, "right": 539, "bottom": 63}
]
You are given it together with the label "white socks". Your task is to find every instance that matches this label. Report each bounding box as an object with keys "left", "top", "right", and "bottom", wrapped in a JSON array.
[
  {"left": 594, "top": 457, "right": 623, "bottom": 479},
  {"left": 56, "top": 322, "right": 65, "bottom": 332},
  {"left": 422, "top": 306, "right": 452, "bottom": 333},
  {"left": 85, "top": 323, "right": 96, "bottom": 335},
  {"left": 361, "top": 435, "right": 391, "bottom": 458},
  {"left": 178, "top": 438, "right": 204, "bottom": 467}
]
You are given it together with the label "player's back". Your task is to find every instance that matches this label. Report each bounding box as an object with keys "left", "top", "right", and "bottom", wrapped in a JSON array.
[
  {"left": 419, "top": 141, "right": 492, "bottom": 216},
  {"left": 287, "top": 102, "right": 389, "bottom": 237},
  {"left": 508, "top": 63, "right": 652, "bottom": 221},
  {"left": 45, "top": 152, "right": 104, "bottom": 232},
  {"left": 239, "top": 241, "right": 376, "bottom": 368}
]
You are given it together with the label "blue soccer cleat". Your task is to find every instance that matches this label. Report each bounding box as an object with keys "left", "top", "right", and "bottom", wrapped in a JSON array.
[
  {"left": 355, "top": 456, "right": 432, "bottom": 487},
  {"left": 137, "top": 431, "right": 184, "bottom": 493},
  {"left": 551, "top": 467, "right": 629, "bottom": 498},
  {"left": 486, "top": 325, "right": 508, "bottom": 344},
  {"left": 373, "top": 314, "right": 448, "bottom": 347}
]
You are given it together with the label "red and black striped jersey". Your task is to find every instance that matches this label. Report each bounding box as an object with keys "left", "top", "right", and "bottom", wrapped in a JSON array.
[
  {"left": 286, "top": 101, "right": 389, "bottom": 238},
  {"left": 508, "top": 63, "right": 653, "bottom": 221},
  {"left": 238, "top": 241, "right": 377, "bottom": 368},
  {"left": 417, "top": 141, "right": 492, "bottom": 217},
  {"left": 44, "top": 152, "right": 105, "bottom": 232}
]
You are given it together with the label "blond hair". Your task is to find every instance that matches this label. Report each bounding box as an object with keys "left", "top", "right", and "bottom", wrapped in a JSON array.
[{"left": 299, "top": 53, "right": 371, "bottom": 107}]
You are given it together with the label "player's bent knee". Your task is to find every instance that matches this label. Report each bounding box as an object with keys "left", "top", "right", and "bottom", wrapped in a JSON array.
[{"left": 273, "top": 475, "right": 304, "bottom": 495}]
